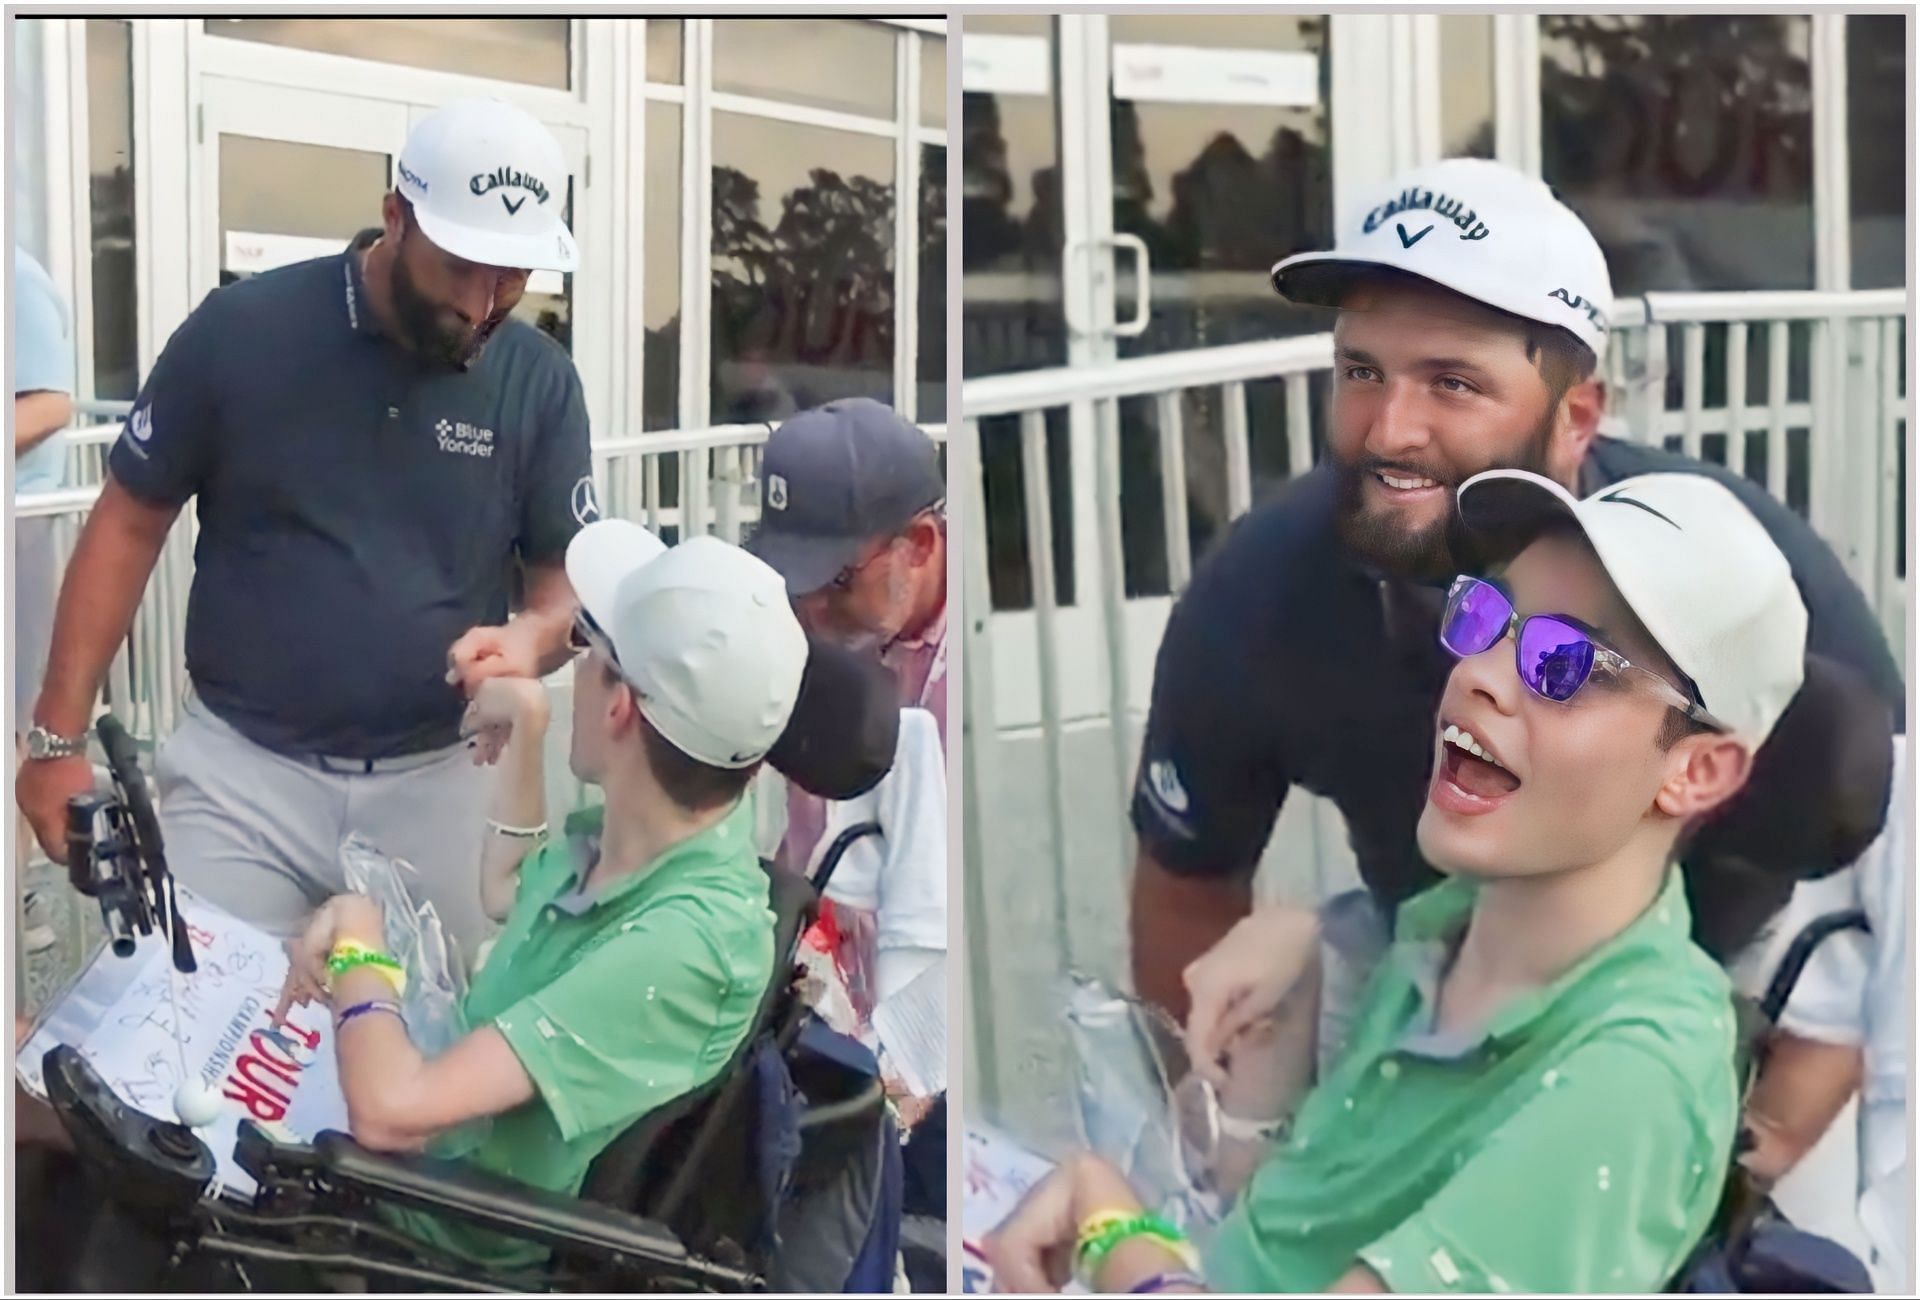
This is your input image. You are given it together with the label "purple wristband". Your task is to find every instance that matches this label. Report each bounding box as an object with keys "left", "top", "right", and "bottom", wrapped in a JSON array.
[
  {"left": 337, "top": 998, "right": 403, "bottom": 1027},
  {"left": 1130, "top": 1270, "right": 1206, "bottom": 1293}
]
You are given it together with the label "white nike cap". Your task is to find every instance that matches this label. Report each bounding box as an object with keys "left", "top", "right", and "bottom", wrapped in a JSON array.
[
  {"left": 566, "top": 524, "right": 807, "bottom": 769},
  {"left": 1455, "top": 469, "right": 1807, "bottom": 749},
  {"left": 395, "top": 97, "right": 579, "bottom": 273},
  {"left": 1272, "top": 158, "right": 1613, "bottom": 358}
]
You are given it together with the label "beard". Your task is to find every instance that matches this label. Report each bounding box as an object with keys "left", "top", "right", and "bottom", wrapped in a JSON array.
[
  {"left": 390, "top": 238, "right": 504, "bottom": 370},
  {"left": 813, "top": 563, "right": 916, "bottom": 655},
  {"left": 1333, "top": 410, "right": 1558, "bottom": 581}
]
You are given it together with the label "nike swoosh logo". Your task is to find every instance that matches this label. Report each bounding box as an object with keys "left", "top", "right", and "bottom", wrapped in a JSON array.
[
  {"left": 1599, "top": 488, "right": 1682, "bottom": 529},
  {"left": 1397, "top": 222, "right": 1432, "bottom": 249},
  {"left": 502, "top": 194, "right": 527, "bottom": 215}
]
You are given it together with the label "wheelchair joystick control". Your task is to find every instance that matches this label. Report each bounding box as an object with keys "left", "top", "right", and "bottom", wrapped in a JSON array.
[
  {"left": 173, "top": 1080, "right": 223, "bottom": 1129},
  {"left": 43, "top": 1045, "right": 216, "bottom": 1216},
  {"left": 149, "top": 1123, "right": 204, "bottom": 1162}
]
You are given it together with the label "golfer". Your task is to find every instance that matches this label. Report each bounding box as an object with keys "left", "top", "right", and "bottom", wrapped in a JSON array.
[
  {"left": 1128, "top": 158, "right": 1902, "bottom": 1019},
  {"left": 17, "top": 97, "right": 593, "bottom": 965}
]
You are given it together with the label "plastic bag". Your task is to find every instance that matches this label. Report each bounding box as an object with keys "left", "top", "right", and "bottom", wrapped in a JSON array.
[
  {"left": 339, "top": 834, "right": 469, "bottom": 1061},
  {"left": 1063, "top": 975, "right": 1227, "bottom": 1244}
]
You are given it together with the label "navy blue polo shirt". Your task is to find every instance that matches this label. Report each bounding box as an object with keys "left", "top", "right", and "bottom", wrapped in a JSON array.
[
  {"left": 110, "top": 253, "right": 593, "bottom": 759},
  {"left": 1130, "top": 437, "right": 1904, "bottom": 961}
]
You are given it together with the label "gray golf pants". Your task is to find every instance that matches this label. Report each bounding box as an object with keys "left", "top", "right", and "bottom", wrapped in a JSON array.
[{"left": 155, "top": 696, "right": 498, "bottom": 969}]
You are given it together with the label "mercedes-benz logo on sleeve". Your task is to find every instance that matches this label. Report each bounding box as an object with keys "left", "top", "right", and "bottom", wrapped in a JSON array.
[{"left": 572, "top": 476, "right": 602, "bottom": 525}]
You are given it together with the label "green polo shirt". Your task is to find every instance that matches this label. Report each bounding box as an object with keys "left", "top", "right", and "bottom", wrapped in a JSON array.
[
  {"left": 386, "top": 798, "right": 775, "bottom": 1270},
  {"left": 1206, "top": 869, "right": 1740, "bottom": 1294}
]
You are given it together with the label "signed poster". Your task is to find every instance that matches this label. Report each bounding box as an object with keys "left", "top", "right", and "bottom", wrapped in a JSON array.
[{"left": 17, "top": 887, "right": 348, "bottom": 1198}]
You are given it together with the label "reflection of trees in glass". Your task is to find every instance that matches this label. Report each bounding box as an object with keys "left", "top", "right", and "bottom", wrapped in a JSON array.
[
  {"left": 962, "top": 39, "right": 1339, "bottom": 607},
  {"left": 90, "top": 164, "right": 140, "bottom": 398},
  {"left": 917, "top": 146, "right": 948, "bottom": 417},
  {"left": 1542, "top": 15, "right": 1811, "bottom": 199},
  {"left": 709, "top": 164, "right": 895, "bottom": 422},
  {"left": 1541, "top": 15, "right": 1814, "bottom": 295},
  {"left": 960, "top": 92, "right": 1067, "bottom": 380},
  {"left": 960, "top": 92, "right": 1022, "bottom": 268},
  {"left": 1846, "top": 14, "right": 1907, "bottom": 290}
]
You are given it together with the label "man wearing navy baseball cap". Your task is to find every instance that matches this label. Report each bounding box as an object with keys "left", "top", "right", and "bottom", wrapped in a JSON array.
[
  {"left": 750, "top": 398, "right": 947, "bottom": 724},
  {"left": 748, "top": 395, "right": 951, "bottom": 1228}
]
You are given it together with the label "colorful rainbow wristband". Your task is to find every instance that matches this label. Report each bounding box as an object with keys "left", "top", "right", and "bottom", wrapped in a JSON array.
[
  {"left": 1075, "top": 1211, "right": 1199, "bottom": 1284},
  {"left": 328, "top": 941, "right": 407, "bottom": 996}
]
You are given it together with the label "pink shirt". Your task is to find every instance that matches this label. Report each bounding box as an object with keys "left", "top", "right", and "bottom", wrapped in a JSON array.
[{"left": 779, "top": 599, "right": 948, "bottom": 875}]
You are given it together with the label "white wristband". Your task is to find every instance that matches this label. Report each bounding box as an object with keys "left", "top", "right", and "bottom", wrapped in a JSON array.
[
  {"left": 487, "top": 819, "right": 548, "bottom": 840},
  {"left": 1216, "top": 1108, "right": 1292, "bottom": 1144}
]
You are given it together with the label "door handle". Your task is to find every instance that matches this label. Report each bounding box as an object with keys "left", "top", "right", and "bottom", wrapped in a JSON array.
[
  {"left": 1062, "top": 235, "right": 1154, "bottom": 339},
  {"left": 1109, "top": 233, "right": 1152, "bottom": 338}
]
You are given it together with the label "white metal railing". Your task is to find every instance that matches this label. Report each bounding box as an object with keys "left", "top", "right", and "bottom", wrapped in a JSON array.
[
  {"left": 14, "top": 412, "right": 946, "bottom": 753},
  {"left": 959, "top": 289, "right": 1908, "bottom": 1115}
]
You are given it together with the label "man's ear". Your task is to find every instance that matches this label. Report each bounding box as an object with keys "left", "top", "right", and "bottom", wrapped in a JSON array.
[
  {"left": 381, "top": 191, "right": 407, "bottom": 243},
  {"left": 1654, "top": 733, "right": 1754, "bottom": 821},
  {"left": 1543, "top": 374, "right": 1605, "bottom": 472},
  {"left": 903, "top": 512, "right": 942, "bottom": 564},
  {"left": 606, "top": 678, "right": 643, "bottom": 740}
]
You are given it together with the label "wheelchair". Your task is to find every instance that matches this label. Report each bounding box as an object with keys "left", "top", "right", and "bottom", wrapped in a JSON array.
[
  {"left": 27, "top": 639, "right": 938, "bottom": 1293},
  {"left": 1671, "top": 907, "right": 1878, "bottom": 1293}
]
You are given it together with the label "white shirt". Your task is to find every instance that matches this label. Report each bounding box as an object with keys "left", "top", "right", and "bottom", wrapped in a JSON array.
[
  {"left": 806, "top": 706, "right": 948, "bottom": 993},
  {"left": 1776, "top": 736, "right": 1910, "bottom": 1291}
]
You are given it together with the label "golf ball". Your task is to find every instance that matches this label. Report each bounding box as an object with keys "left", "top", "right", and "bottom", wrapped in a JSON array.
[{"left": 173, "top": 1079, "right": 224, "bottom": 1128}]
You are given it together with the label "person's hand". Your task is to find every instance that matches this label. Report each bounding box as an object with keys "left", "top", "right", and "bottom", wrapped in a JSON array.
[
  {"left": 446, "top": 621, "right": 546, "bottom": 698},
  {"left": 16, "top": 753, "right": 96, "bottom": 864},
  {"left": 882, "top": 1075, "right": 937, "bottom": 1129},
  {"left": 271, "top": 895, "right": 388, "bottom": 1026},
  {"left": 461, "top": 676, "right": 550, "bottom": 765},
  {"left": 984, "top": 1152, "right": 1145, "bottom": 1293},
  {"left": 1182, "top": 904, "right": 1321, "bottom": 1089}
]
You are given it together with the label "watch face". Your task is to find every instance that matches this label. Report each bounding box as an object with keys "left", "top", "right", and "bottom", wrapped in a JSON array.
[{"left": 30, "top": 729, "right": 74, "bottom": 758}]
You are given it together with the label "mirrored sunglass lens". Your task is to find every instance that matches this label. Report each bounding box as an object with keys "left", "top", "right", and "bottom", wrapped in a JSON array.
[
  {"left": 1441, "top": 579, "right": 1510, "bottom": 656},
  {"left": 1518, "top": 615, "right": 1597, "bottom": 702}
]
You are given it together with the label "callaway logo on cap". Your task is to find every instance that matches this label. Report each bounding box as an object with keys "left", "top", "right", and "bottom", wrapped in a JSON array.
[
  {"left": 394, "top": 97, "right": 579, "bottom": 274},
  {"left": 1270, "top": 157, "right": 1614, "bottom": 357}
]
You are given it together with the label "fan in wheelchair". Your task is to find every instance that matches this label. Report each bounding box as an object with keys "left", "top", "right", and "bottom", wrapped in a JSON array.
[{"left": 29, "top": 636, "right": 918, "bottom": 1294}]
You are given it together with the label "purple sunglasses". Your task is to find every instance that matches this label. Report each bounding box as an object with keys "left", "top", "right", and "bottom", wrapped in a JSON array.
[{"left": 1440, "top": 575, "right": 1724, "bottom": 727}]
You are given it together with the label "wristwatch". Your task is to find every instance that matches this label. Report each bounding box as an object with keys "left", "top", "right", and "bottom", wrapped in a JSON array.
[{"left": 24, "top": 725, "right": 88, "bottom": 760}]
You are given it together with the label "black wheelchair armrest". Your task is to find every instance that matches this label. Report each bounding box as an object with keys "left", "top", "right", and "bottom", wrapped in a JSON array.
[{"left": 236, "top": 1123, "right": 759, "bottom": 1289}]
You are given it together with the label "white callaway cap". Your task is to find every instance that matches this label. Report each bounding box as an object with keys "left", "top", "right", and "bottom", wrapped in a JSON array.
[
  {"left": 567, "top": 523, "right": 807, "bottom": 769},
  {"left": 396, "top": 97, "right": 579, "bottom": 273},
  {"left": 1272, "top": 157, "right": 1613, "bottom": 357},
  {"left": 1456, "top": 469, "right": 1808, "bottom": 749}
]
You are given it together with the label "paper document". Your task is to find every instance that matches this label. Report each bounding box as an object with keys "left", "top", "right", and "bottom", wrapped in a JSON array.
[
  {"left": 962, "top": 1124, "right": 1060, "bottom": 1293},
  {"left": 871, "top": 956, "right": 947, "bottom": 1097},
  {"left": 17, "top": 887, "right": 348, "bottom": 1198}
]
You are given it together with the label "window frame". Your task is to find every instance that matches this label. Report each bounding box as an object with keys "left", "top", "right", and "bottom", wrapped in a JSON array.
[
  {"left": 42, "top": 15, "right": 950, "bottom": 443},
  {"left": 650, "top": 17, "right": 950, "bottom": 433}
]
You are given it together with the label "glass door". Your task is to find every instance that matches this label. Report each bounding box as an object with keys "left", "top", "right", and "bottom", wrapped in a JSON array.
[
  {"left": 964, "top": 16, "right": 1119, "bottom": 735},
  {"left": 194, "top": 79, "right": 409, "bottom": 306},
  {"left": 1099, "top": 16, "right": 1337, "bottom": 602}
]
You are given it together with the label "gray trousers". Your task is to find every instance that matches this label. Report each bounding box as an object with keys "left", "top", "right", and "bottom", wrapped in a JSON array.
[{"left": 156, "top": 696, "right": 498, "bottom": 969}]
